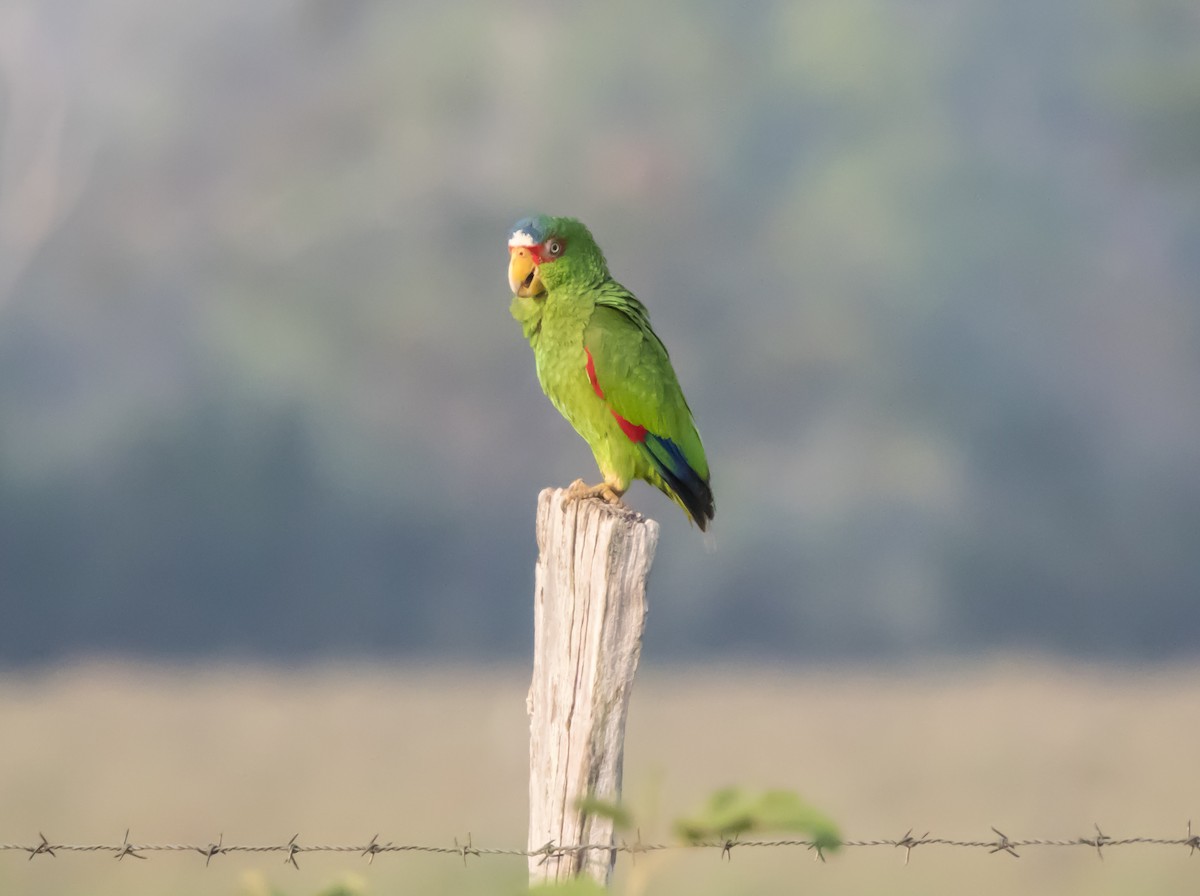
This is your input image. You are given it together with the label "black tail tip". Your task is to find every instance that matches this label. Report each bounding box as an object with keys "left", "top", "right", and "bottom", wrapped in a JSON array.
[{"left": 685, "top": 486, "right": 715, "bottom": 532}]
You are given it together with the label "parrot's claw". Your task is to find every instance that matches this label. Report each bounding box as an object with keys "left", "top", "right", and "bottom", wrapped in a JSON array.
[{"left": 565, "top": 479, "right": 626, "bottom": 507}]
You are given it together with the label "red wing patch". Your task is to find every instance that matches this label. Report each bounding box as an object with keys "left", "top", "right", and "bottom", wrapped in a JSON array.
[
  {"left": 611, "top": 412, "right": 647, "bottom": 443},
  {"left": 584, "top": 349, "right": 648, "bottom": 443},
  {"left": 584, "top": 348, "right": 605, "bottom": 398}
]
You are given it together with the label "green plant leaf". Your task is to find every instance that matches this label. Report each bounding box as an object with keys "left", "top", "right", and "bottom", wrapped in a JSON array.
[
  {"left": 574, "top": 794, "right": 634, "bottom": 831},
  {"left": 674, "top": 787, "right": 841, "bottom": 853}
]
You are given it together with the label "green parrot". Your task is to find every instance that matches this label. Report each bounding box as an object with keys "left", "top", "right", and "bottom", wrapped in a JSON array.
[{"left": 507, "top": 214, "right": 714, "bottom": 530}]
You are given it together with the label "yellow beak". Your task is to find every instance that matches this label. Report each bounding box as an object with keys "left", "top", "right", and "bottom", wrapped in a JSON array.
[{"left": 508, "top": 247, "right": 544, "bottom": 297}]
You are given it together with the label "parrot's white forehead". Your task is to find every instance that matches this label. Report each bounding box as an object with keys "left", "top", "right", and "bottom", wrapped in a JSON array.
[{"left": 507, "top": 229, "right": 540, "bottom": 248}]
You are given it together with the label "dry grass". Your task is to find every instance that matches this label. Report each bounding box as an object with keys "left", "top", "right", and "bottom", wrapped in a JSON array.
[{"left": 0, "top": 657, "right": 1195, "bottom": 895}]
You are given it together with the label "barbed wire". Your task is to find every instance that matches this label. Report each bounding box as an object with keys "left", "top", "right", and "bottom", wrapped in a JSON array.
[{"left": 2, "top": 822, "right": 1197, "bottom": 868}]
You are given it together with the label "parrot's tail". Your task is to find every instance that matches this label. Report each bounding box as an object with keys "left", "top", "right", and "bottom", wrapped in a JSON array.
[{"left": 643, "top": 434, "right": 715, "bottom": 531}]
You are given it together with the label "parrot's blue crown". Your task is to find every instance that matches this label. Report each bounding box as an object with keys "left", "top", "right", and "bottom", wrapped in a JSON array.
[{"left": 508, "top": 215, "right": 551, "bottom": 247}]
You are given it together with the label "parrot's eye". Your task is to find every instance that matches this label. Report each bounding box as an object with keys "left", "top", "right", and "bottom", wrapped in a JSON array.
[{"left": 545, "top": 239, "right": 564, "bottom": 258}]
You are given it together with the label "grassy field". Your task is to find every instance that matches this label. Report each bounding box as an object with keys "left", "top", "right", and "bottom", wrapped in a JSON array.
[{"left": 0, "top": 658, "right": 1195, "bottom": 896}]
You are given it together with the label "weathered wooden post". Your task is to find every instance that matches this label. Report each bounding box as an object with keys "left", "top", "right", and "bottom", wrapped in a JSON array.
[{"left": 526, "top": 487, "right": 660, "bottom": 887}]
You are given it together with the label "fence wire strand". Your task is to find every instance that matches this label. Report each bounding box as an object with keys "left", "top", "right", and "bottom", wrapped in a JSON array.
[{"left": 3, "top": 822, "right": 1198, "bottom": 868}]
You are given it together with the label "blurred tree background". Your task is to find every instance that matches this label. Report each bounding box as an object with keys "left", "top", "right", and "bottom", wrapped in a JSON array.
[{"left": 0, "top": 0, "right": 1197, "bottom": 666}]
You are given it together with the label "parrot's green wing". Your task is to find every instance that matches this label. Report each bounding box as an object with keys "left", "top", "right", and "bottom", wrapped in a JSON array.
[{"left": 584, "top": 282, "right": 713, "bottom": 527}]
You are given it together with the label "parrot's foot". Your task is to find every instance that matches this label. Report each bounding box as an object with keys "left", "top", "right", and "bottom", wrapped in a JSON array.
[{"left": 565, "top": 479, "right": 626, "bottom": 507}]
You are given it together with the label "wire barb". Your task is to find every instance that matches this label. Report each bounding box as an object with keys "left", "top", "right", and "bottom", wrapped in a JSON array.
[
  {"left": 894, "top": 829, "right": 930, "bottom": 865},
  {"left": 1085, "top": 824, "right": 1109, "bottom": 861},
  {"left": 114, "top": 829, "right": 145, "bottom": 861},
  {"left": 199, "top": 833, "right": 225, "bottom": 866},
  {"left": 361, "top": 834, "right": 388, "bottom": 865},
  {"left": 284, "top": 834, "right": 301, "bottom": 869},
  {"left": 621, "top": 828, "right": 647, "bottom": 865},
  {"left": 26, "top": 833, "right": 55, "bottom": 861},
  {"left": 454, "top": 834, "right": 478, "bottom": 867},
  {"left": 989, "top": 827, "right": 1019, "bottom": 858},
  {"left": 533, "top": 840, "right": 559, "bottom": 866}
]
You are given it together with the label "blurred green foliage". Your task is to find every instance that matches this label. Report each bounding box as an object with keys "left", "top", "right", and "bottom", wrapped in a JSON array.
[
  {"left": 238, "top": 870, "right": 367, "bottom": 896},
  {"left": 527, "top": 879, "right": 608, "bottom": 896},
  {"left": 573, "top": 796, "right": 635, "bottom": 833},
  {"left": 674, "top": 788, "right": 841, "bottom": 853},
  {"left": 1, "top": 0, "right": 1198, "bottom": 664}
]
